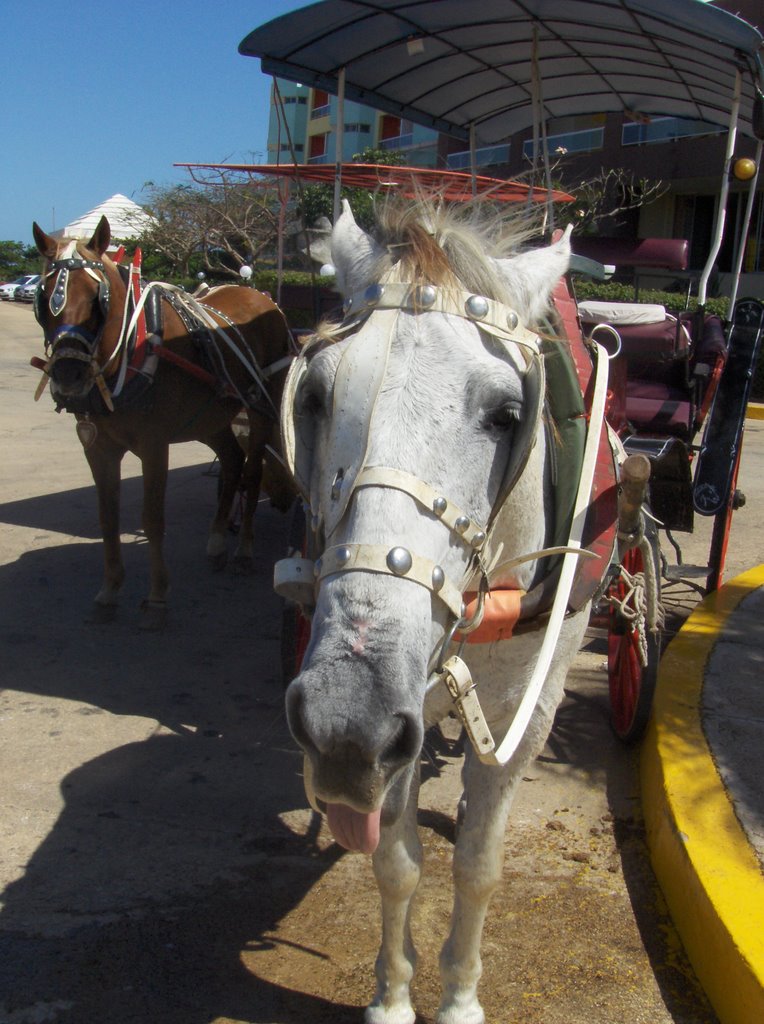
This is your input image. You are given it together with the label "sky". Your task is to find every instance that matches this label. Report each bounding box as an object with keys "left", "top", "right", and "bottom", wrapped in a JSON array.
[{"left": 0, "top": 0, "right": 308, "bottom": 246}]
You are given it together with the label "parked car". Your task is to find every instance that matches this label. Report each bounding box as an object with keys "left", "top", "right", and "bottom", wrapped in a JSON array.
[
  {"left": 0, "top": 275, "right": 36, "bottom": 301},
  {"left": 16, "top": 275, "right": 41, "bottom": 302}
]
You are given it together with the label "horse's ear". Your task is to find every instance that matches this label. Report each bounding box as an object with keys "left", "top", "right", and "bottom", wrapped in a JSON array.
[
  {"left": 494, "top": 224, "right": 572, "bottom": 324},
  {"left": 331, "top": 199, "right": 385, "bottom": 297},
  {"left": 87, "top": 215, "right": 111, "bottom": 256},
  {"left": 32, "top": 222, "right": 58, "bottom": 259}
]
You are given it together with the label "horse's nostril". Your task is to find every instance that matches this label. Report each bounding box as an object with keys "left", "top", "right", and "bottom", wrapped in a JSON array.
[
  {"left": 285, "top": 679, "right": 318, "bottom": 757},
  {"left": 381, "top": 712, "right": 422, "bottom": 769}
]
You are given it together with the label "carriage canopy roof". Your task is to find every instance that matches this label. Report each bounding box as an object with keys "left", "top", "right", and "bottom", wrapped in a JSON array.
[{"left": 239, "top": 0, "right": 764, "bottom": 145}]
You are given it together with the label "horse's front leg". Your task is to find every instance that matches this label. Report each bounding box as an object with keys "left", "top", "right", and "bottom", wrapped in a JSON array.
[
  {"left": 437, "top": 750, "right": 524, "bottom": 1024},
  {"left": 139, "top": 443, "right": 170, "bottom": 629},
  {"left": 233, "top": 411, "right": 270, "bottom": 571},
  {"left": 206, "top": 426, "right": 245, "bottom": 570},
  {"left": 83, "top": 429, "right": 126, "bottom": 618},
  {"left": 366, "top": 775, "right": 423, "bottom": 1024}
]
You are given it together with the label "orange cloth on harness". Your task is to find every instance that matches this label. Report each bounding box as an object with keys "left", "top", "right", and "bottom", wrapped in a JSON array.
[{"left": 458, "top": 589, "right": 525, "bottom": 644}]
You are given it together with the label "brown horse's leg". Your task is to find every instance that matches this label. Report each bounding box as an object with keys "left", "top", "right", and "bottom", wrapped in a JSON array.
[
  {"left": 206, "top": 426, "right": 245, "bottom": 570},
  {"left": 139, "top": 444, "right": 170, "bottom": 628},
  {"left": 84, "top": 433, "right": 127, "bottom": 616},
  {"left": 234, "top": 412, "right": 270, "bottom": 571}
]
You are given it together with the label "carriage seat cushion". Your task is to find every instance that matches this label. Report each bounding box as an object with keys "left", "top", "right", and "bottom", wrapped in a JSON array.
[
  {"left": 625, "top": 379, "right": 693, "bottom": 437},
  {"left": 572, "top": 236, "right": 689, "bottom": 271},
  {"left": 578, "top": 300, "right": 666, "bottom": 325}
]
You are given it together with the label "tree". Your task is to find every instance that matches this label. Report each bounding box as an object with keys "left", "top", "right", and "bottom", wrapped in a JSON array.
[
  {"left": 296, "top": 146, "right": 407, "bottom": 233},
  {"left": 0, "top": 240, "right": 40, "bottom": 281},
  {"left": 556, "top": 167, "right": 668, "bottom": 234},
  {"left": 137, "top": 173, "right": 284, "bottom": 282}
]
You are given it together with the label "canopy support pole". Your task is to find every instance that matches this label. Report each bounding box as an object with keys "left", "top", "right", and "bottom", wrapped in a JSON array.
[
  {"left": 469, "top": 123, "right": 477, "bottom": 197},
  {"left": 727, "top": 137, "right": 762, "bottom": 315},
  {"left": 333, "top": 68, "right": 346, "bottom": 223},
  {"left": 698, "top": 68, "right": 741, "bottom": 308}
]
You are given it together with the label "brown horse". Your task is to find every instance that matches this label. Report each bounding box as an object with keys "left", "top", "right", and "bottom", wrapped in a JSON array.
[{"left": 32, "top": 215, "right": 294, "bottom": 628}]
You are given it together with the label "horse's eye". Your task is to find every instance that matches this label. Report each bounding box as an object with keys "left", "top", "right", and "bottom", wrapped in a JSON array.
[
  {"left": 482, "top": 401, "right": 521, "bottom": 432},
  {"left": 297, "top": 378, "right": 326, "bottom": 417}
]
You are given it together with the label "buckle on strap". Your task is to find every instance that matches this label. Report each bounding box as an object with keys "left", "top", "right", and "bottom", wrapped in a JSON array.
[{"left": 439, "top": 656, "right": 496, "bottom": 760}]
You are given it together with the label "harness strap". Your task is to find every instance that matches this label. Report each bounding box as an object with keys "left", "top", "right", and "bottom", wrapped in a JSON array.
[
  {"left": 318, "top": 543, "right": 464, "bottom": 619},
  {"left": 355, "top": 466, "right": 487, "bottom": 551},
  {"left": 427, "top": 338, "right": 611, "bottom": 767}
]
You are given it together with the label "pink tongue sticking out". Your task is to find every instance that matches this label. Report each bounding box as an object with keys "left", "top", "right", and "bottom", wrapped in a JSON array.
[{"left": 326, "top": 802, "right": 382, "bottom": 854}]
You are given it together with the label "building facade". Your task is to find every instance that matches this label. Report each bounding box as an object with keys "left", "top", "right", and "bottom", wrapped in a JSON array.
[{"left": 267, "top": 0, "right": 763, "bottom": 305}]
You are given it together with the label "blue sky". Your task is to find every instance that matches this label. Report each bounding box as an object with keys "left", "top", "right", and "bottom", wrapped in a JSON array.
[{"left": 0, "top": 0, "right": 308, "bottom": 246}]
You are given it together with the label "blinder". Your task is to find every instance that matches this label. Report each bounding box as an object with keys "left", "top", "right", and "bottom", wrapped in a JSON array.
[{"left": 35, "top": 252, "right": 110, "bottom": 339}]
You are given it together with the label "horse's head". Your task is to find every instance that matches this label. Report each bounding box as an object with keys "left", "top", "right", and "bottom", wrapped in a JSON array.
[
  {"left": 284, "top": 199, "right": 571, "bottom": 852},
  {"left": 32, "top": 216, "right": 122, "bottom": 399}
]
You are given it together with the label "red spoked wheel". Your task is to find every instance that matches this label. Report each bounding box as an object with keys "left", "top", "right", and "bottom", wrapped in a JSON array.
[
  {"left": 607, "top": 541, "right": 661, "bottom": 743},
  {"left": 279, "top": 500, "right": 312, "bottom": 687}
]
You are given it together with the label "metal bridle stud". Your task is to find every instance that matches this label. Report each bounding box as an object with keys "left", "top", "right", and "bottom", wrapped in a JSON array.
[
  {"left": 465, "top": 295, "right": 490, "bottom": 320},
  {"left": 454, "top": 515, "right": 471, "bottom": 535},
  {"left": 386, "top": 547, "right": 413, "bottom": 576},
  {"left": 364, "top": 283, "right": 384, "bottom": 306},
  {"left": 471, "top": 530, "right": 486, "bottom": 550},
  {"left": 432, "top": 496, "right": 448, "bottom": 516},
  {"left": 506, "top": 310, "right": 519, "bottom": 331},
  {"left": 414, "top": 284, "right": 437, "bottom": 309},
  {"left": 431, "top": 565, "right": 445, "bottom": 592}
]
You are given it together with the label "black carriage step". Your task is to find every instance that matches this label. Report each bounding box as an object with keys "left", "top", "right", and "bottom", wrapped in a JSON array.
[
  {"left": 663, "top": 563, "right": 710, "bottom": 582},
  {"left": 693, "top": 298, "right": 764, "bottom": 517}
]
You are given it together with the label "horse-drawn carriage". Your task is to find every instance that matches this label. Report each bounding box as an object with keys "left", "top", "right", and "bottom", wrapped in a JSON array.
[
  {"left": 27, "top": 2, "right": 763, "bottom": 1022},
  {"left": 239, "top": 2, "right": 764, "bottom": 1023}
]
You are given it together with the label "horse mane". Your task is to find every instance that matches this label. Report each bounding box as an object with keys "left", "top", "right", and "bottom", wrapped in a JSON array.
[
  {"left": 374, "top": 195, "right": 542, "bottom": 303},
  {"left": 312, "top": 194, "right": 545, "bottom": 345}
]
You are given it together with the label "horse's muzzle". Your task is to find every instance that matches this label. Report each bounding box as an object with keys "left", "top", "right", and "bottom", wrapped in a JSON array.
[{"left": 285, "top": 665, "right": 424, "bottom": 816}]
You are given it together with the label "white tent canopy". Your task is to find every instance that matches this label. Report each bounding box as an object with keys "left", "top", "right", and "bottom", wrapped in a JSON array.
[{"left": 53, "top": 193, "right": 152, "bottom": 241}]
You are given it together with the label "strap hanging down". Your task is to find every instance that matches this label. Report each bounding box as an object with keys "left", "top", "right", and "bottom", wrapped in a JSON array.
[{"left": 428, "top": 338, "right": 611, "bottom": 766}]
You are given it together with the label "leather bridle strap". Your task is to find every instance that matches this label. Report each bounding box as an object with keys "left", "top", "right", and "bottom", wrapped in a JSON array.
[{"left": 317, "top": 543, "right": 465, "bottom": 619}]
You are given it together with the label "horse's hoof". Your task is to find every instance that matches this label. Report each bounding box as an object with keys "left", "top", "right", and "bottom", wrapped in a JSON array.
[
  {"left": 232, "top": 555, "right": 254, "bottom": 575},
  {"left": 88, "top": 602, "right": 117, "bottom": 624},
  {"left": 208, "top": 550, "right": 228, "bottom": 572},
  {"left": 139, "top": 600, "right": 168, "bottom": 631}
]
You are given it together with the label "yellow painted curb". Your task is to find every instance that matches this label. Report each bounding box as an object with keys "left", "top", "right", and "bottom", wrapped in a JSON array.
[
  {"left": 747, "top": 403, "right": 764, "bottom": 421},
  {"left": 641, "top": 566, "right": 764, "bottom": 1024}
]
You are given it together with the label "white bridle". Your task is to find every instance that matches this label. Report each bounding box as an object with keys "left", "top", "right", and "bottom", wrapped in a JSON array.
[{"left": 275, "top": 273, "right": 609, "bottom": 766}]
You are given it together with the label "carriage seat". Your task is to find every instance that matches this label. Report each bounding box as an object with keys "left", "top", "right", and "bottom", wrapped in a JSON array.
[
  {"left": 578, "top": 300, "right": 727, "bottom": 440},
  {"left": 572, "top": 237, "right": 691, "bottom": 299}
]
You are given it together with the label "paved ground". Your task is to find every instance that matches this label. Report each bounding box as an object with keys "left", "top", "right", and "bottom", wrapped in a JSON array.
[{"left": 1, "top": 297, "right": 762, "bottom": 1024}]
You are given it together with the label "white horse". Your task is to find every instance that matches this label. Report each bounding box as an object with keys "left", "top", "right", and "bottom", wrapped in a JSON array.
[{"left": 278, "top": 198, "right": 604, "bottom": 1024}]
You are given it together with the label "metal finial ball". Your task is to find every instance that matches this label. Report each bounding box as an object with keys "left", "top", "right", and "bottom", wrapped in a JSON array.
[
  {"left": 465, "top": 295, "right": 489, "bottom": 320},
  {"left": 454, "top": 515, "right": 471, "bottom": 534},
  {"left": 387, "top": 547, "right": 413, "bottom": 576},
  {"left": 335, "top": 546, "right": 352, "bottom": 566},
  {"left": 432, "top": 496, "right": 448, "bottom": 516},
  {"left": 431, "top": 566, "right": 445, "bottom": 591}
]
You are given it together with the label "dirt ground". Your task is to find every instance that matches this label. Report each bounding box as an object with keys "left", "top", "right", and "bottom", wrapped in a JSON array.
[{"left": 4, "top": 297, "right": 753, "bottom": 1023}]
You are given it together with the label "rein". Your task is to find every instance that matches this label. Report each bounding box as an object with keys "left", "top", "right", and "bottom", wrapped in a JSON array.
[{"left": 275, "top": 271, "right": 612, "bottom": 767}]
